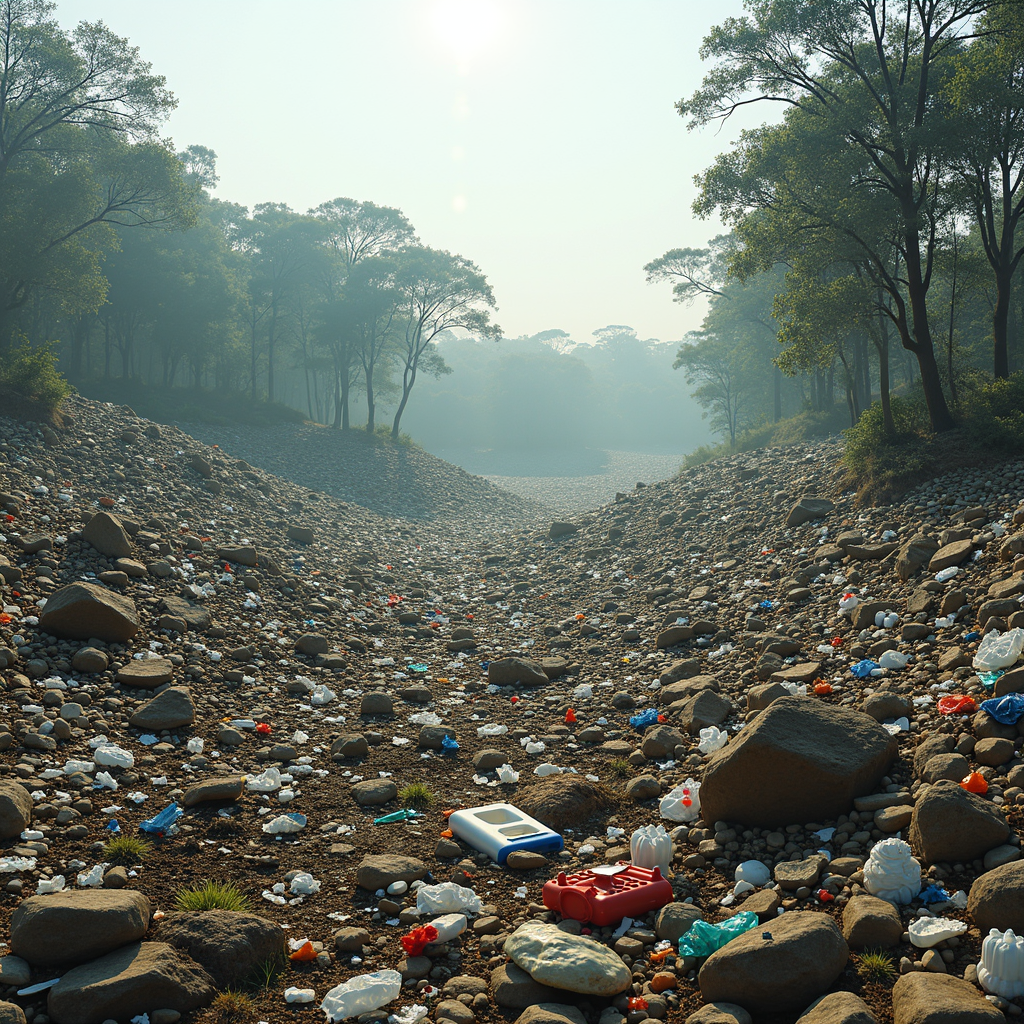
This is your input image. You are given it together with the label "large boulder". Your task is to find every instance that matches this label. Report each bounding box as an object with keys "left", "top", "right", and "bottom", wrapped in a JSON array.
[
  {"left": 968, "top": 861, "right": 1024, "bottom": 933},
  {"left": 155, "top": 911, "right": 283, "bottom": 989},
  {"left": 699, "top": 697, "right": 897, "bottom": 828},
  {"left": 698, "top": 912, "right": 849, "bottom": 1015},
  {"left": 11, "top": 890, "right": 150, "bottom": 966},
  {"left": 909, "top": 781, "right": 1010, "bottom": 865},
  {"left": 895, "top": 537, "right": 940, "bottom": 582},
  {"left": 0, "top": 781, "right": 32, "bottom": 840},
  {"left": 517, "top": 777, "right": 614, "bottom": 831},
  {"left": 891, "top": 973, "right": 1003, "bottom": 1024},
  {"left": 799, "top": 992, "right": 878, "bottom": 1024},
  {"left": 488, "top": 657, "right": 549, "bottom": 688},
  {"left": 38, "top": 583, "right": 139, "bottom": 643},
  {"left": 47, "top": 942, "right": 214, "bottom": 1024},
  {"left": 128, "top": 687, "right": 194, "bottom": 730},
  {"left": 159, "top": 595, "right": 211, "bottom": 632},
  {"left": 355, "top": 856, "right": 428, "bottom": 891},
  {"left": 504, "top": 921, "right": 631, "bottom": 996},
  {"left": 841, "top": 895, "right": 902, "bottom": 949},
  {"left": 787, "top": 498, "right": 834, "bottom": 527},
  {"left": 80, "top": 512, "right": 132, "bottom": 559}
]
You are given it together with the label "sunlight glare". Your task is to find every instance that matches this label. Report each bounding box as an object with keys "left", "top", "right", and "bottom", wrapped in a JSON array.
[{"left": 430, "top": 0, "right": 502, "bottom": 60}]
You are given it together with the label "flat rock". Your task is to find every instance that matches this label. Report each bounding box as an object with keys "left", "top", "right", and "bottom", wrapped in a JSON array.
[
  {"left": 351, "top": 779, "right": 397, "bottom": 806},
  {"left": 39, "top": 583, "right": 139, "bottom": 644},
  {"left": 489, "top": 657, "right": 548, "bottom": 688},
  {"left": 116, "top": 658, "right": 174, "bottom": 688},
  {"left": 507, "top": 850, "right": 549, "bottom": 870},
  {"left": 182, "top": 777, "right": 244, "bottom": 808},
  {"left": 891, "top": 972, "right": 1003, "bottom": 1024},
  {"left": 160, "top": 596, "right": 210, "bottom": 632},
  {"left": 155, "top": 910, "right": 283, "bottom": 988},
  {"left": 798, "top": 992, "right": 878, "bottom": 1024},
  {"left": 490, "top": 963, "right": 563, "bottom": 1008},
  {"left": 787, "top": 498, "right": 834, "bottom": 527},
  {"left": 700, "top": 697, "right": 897, "bottom": 829},
  {"left": 909, "top": 781, "right": 1010, "bottom": 865},
  {"left": 686, "top": 1006, "right": 751, "bottom": 1024},
  {"left": 698, "top": 912, "right": 849, "bottom": 1014},
  {"left": 80, "top": 512, "right": 133, "bottom": 558},
  {"left": 356, "top": 855, "right": 427, "bottom": 890},
  {"left": 215, "top": 545, "right": 257, "bottom": 567},
  {"left": 47, "top": 941, "right": 214, "bottom": 1024},
  {"left": 841, "top": 895, "right": 902, "bottom": 949},
  {"left": 505, "top": 921, "right": 631, "bottom": 996},
  {"left": 515, "top": 1006, "right": 587, "bottom": 1024},
  {"left": 655, "top": 902, "right": 703, "bottom": 942},
  {"left": 12, "top": 889, "right": 151, "bottom": 966},
  {"left": 129, "top": 686, "right": 194, "bottom": 729}
]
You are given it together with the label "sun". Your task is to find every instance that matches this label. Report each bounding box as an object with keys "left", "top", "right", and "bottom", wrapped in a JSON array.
[{"left": 429, "top": 0, "right": 502, "bottom": 60}]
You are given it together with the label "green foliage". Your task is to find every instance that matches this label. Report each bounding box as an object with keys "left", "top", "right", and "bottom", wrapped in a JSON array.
[
  {"left": 246, "top": 953, "right": 285, "bottom": 992},
  {"left": 853, "top": 949, "right": 897, "bottom": 984},
  {"left": 607, "top": 759, "right": 633, "bottom": 779},
  {"left": 961, "top": 373, "right": 1024, "bottom": 450},
  {"left": 399, "top": 783, "right": 434, "bottom": 810},
  {"left": 0, "top": 340, "right": 73, "bottom": 411},
  {"left": 210, "top": 991, "right": 258, "bottom": 1022},
  {"left": 175, "top": 880, "right": 252, "bottom": 913},
  {"left": 101, "top": 835, "right": 153, "bottom": 867}
]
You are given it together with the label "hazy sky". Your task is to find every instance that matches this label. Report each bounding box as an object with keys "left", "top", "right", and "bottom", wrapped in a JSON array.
[{"left": 56, "top": 0, "right": 757, "bottom": 345}]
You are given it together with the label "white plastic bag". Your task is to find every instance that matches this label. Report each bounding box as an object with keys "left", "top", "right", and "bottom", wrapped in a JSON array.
[
  {"left": 496, "top": 764, "right": 519, "bottom": 783},
  {"left": 429, "top": 913, "right": 467, "bottom": 942},
  {"left": 289, "top": 872, "right": 320, "bottom": 895},
  {"left": 94, "top": 744, "right": 134, "bottom": 769},
  {"left": 698, "top": 726, "right": 727, "bottom": 755},
  {"left": 660, "top": 779, "right": 701, "bottom": 823},
  {"left": 247, "top": 767, "right": 282, "bottom": 793},
  {"left": 285, "top": 988, "right": 315, "bottom": 1004},
  {"left": 77, "top": 864, "right": 105, "bottom": 887},
  {"left": 36, "top": 875, "right": 65, "bottom": 894},
  {"left": 262, "top": 813, "right": 306, "bottom": 834},
  {"left": 310, "top": 684, "right": 336, "bottom": 705},
  {"left": 321, "top": 970, "right": 402, "bottom": 1022},
  {"left": 416, "top": 882, "right": 483, "bottom": 915},
  {"left": 974, "top": 628, "right": 1024, "bottom": 672},
  {"left": 879, "top": 650, "right": 911, "bottom": 669}
]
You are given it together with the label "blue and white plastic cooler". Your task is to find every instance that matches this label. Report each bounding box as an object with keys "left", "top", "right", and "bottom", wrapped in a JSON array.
[{"left": 448, "top": 803, "right": 563, "bottom": 865}]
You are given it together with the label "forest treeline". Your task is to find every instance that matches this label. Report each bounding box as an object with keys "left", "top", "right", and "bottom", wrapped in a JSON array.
[{"left": 647, "top": 0, "right": 1024, "bottom": 451}]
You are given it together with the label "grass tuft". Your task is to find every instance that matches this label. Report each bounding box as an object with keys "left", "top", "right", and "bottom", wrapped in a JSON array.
[
  {"left": 247, "top": 951, "right": 286, "bottom": 991},
  {"left": 853, "top": 949, "right": 898, "bottom": 983},
  {"left": 210, "top": 991, "right": 258, "bottom": 1022},
  {"left": 175, "top": 879, "right": 252, "bottom": 913},
  {"left": 399, "top": 782, "right": 435, "bottom": 809},
  {"left": 607, "top": 759, "right": 633, "bottom": 779},
  {"left": 102, "top": 835, "right": 153, "bottom": 867}
]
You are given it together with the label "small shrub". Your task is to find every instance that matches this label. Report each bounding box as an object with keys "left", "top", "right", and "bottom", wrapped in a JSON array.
[
  {"left": 399, "top": 783, "right": 434, "bottom": 809},
  {"left": 961, "top": 372, "right": 1024, "bottom": 451},
  {"left": 0, "top": 340, "right": 73, "bottom": 412},
  {"left": 607, "top": 759, "right": 633, "bottom": 779},
  {"left": 102, "top": 835, "right": 153, "bottom": 867},
  {"left": 853, "top": 949, "right": 897, "bottom": 983},
  {"left": 175, "top": 879, "right": 251, "bottom": 913},
  {"left": 210, "top": 991, "right": 257, "bottom": 1022},
  {"left": 247, "top": 952, "right": 286, "bottom": 991}
]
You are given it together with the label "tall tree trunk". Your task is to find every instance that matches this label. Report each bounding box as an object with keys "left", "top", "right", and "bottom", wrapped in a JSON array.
[
  {"left": 365, "top": 365, "right": 375, "bottom": 433},
  {"left": 773, "top": 365, "right": 782, "bottom": 422},
  {"left": 392, "top": 360, "right": 417, "bottom": 440},
  {"left": 994, "top": 265, "right": 1012, "bottom": 380}
]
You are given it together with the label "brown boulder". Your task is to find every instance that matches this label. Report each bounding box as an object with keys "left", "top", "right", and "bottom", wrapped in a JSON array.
[
  {"left": 698, "top": 912, "right": 849, "bottom": 1014},
  {"left": 80, "top": 512, "right": 132, "bottom": 559},
  {"left": 47, "top": 942, "right": 214, "bottom": 1024},
  {"left": 488, "top": 657, "right": 548, "bottom": 688},
  {"left": 798, "top": 992, "right": 878, "bottom": 1024},
  {"left": 909, "top": 781, "right": 1010, "bottom": 865},
  {"left": 891, "top": 972, "right": 1002, "bottom": 1024},
  {"left": 38, "top": 583, "right": 139, "bottom": 644},
  {"left": 968, "top": 861, "right": 1024, "bottom": 933},
  {"left": 700, "top": 697, "right": 897, "bottom": 829},
  {"left": 517, "top": 777, "right": 614, "bottom": 831},
  {"left": 0, "top": 781, "right": 32, "bottom": 840},
  {"left": 841, "top": 895, "right": 902, "bottom": 949}
]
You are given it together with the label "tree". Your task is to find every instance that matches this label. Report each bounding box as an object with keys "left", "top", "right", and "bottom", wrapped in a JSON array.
[
  {"left": 674, "top": 330, "right": 755, "bottom": 444},
  {"left": 679, "top": 0, "right": 995, "bottom": 432},
  {"left": 390, "top": 247, "right": 499, "bottom": 439},
  {"left": 644, "top": 234, "right": 734, "bottom": 304},
  {"left": 0, "top": 0, "right": 189, "bottom": 346}
]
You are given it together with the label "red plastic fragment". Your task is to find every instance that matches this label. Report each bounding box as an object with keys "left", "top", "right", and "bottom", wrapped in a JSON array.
[
  {"left": 937, "top": 695, "right": 977, "bottom": 715},
  {"left": 401, "top": 925, "right": 439, "bottom": 957}
]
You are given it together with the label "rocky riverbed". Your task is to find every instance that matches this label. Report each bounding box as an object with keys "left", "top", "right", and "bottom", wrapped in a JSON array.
[{"left": 0, "top": 397, "right": 1023, "bottom": 1024}]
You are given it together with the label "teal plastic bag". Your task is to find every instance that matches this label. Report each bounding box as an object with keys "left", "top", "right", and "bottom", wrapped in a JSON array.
[{"left": 678, "top": 911, "right": 759, "bottom": 957}]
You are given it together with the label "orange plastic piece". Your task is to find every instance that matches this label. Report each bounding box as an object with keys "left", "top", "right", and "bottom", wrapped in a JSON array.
[
  {"left": 99, "top": 497, "right": 116, "bottom": 508},
  {"left": 442, "top": 809, "right": 456, "bottom": 819},
  {"left": 627, "top": 998, "right": 648, "bottom": 1012},
  {"left": 938, "top": 695, "right": 977, "bottom": 715},
  {"left": 440, "top": 829, "right": 454, "bottom": 839},
  {"left": 648, "top": 947, "right": 674, "bottom": 963},
  {"left": 290, "top": 941, "right": 317, "bottom": 961},
  {"left": 813, "top": 682, "right": 833, "bottom": 695},
  {"left": 961, "top": 772, "right": 988, "bottom": 795},
  {"left": 255, "top": 723, "right": 271, "bottom": 736},
  {"left": 565, "top": 708, "right": 577, "bottom": 725}
]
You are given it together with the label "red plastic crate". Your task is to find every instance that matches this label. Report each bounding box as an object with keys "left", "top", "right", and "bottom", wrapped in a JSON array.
[{"left": 542, "top": 863, "right": 674, "bottom": 926}]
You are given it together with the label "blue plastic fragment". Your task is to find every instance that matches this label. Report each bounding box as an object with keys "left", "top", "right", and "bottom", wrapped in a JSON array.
[
  {"left": 979, "top": 670, "right": 1004, "bottom": 689},
  {"left": 139, "top": 802, "right": 184, "bottom": 836},
  {"left": 918, "top": 884, "right": 951, "bottom": 904},
  {"left": 759, "top": 599, "right": 774, "bottom": 611},
  {"left": 441, "top": 733, "right": 459, "bottom": 752},
  {"left": 630, "top": 708, "right": 660, "bottom": 729},
  {"left": 373, "top": 809, "right": 421, "bottom": 824},
  {"left": 678, "top": 912, "right": 759, "bottom": 957},
  {"left": 851, "top": 659, "right": 880, "bottom": 679},
  {"left": 106, "top": 819, "right": 120, "bottom": 833},
  {"left": 980, "top": 693, "right": 1024, "bottom": 725},
  {"left": 964, "top": 632, "right": 981, "bottom": 643}
]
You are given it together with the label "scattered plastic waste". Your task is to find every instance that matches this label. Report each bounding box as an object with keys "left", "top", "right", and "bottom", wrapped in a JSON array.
[
  {"left": 476, "top": 724, "right": 507, "bottom": 737},
  {"left": 390, "top": 1005, "right": 429, "bottom": 1024},
  {"left": 77, "top": 864, "right": 105, "bottom": 887},
  {"left": 289, "top": 939, "right": 318, "bottom": 961},
  {"left": 878, "top": 650, "right": 911, "bottom": 670},
  {"left": 734, "top": 861, "right": 771, "bottom": 887},
  {"left": 850, "top": 660, "right": 880, "bottom": 679},
  {"left": 63, "top": 759, "right": 94, "bottom": 774},
  {"left": 543, "top": 864, "right": 673, "bottom": 925},
  {"left": 918, "top": 884, "right": 950, "bottom": 904},
  {"left": 186, "top": 738, "right": 204, "bottom": 754},
  {"left": 935, "top": 565, "right": 960, "bottom": 582},
  {"left": 533, "top": 764, "right": 563, "bottom": 777},
  {"left": 289, "top": 872, "right": 321, "bottom": 895},
  {"left": 36, "top": 875, "right": 65, "bottom": 894},
  {"left": 321, "top": 971, "right": 403, "bottom": 1022},
  {"left": 93, "top": 743, "right": 134, "bottom": 769},
  {"left": 979, "top": 671, "right": 1004, "bottom": 689},
  {"left": 937, "top": 695, "right": 977, "bottom": 715},
  {"left": 974, "top": 628, "right": 1024, "bottom": 672},
  {"left": 139, "top": 802, "right": 183, "bottom": 836},
  {"left": 630, "top": 825, "right": 673, "bottom": 875},
  {"left": 310, "top": 684, "right": 336, "bottom": 705},
  {"left": 416, "top": 882, "right": 483, "bottom": 915},
  {"left": 373, "top": 809, "right": 421, "bottom": 824},
  {"left": 449, "top": 803, "right": 563, "bottom": 864},
  {"left": 909, "top": 916, "right": 968, "bottom": 948},
  {"left": 429, "top": 914, "right": 467, "bottom": 943},
  {"left": 496, "top": 764, "right": 519, "bottom": 783},
  {"left": 961, "top": 772, "right": 989, "bottom": 795},
  {"left": 981, "top": 694, "right": 1024, "bottom": 725},
  {"left": 440, "top": 734, "right": 459, "bottom": 752},
  {"left": 0, "top": 858, "right": 35, "bottom": 873},
  {"left": 979, "top": 928, "right": 1024, "bottom": 999},
  {"left": 401, "top": 925, "right": 438, "bottom": 956},
  {"left": 630, "top": 708, "right": 660, "bottom": 729},
  {"left": 862, "top": 838, "right": 921, "bottom": 905},
  {"left": 678, "top": 912, "right": 759, "bottom": 957},
  {"left": 838, "top": 593, "right": 859, "bottom": 615},
  {"left": 523, "top": 739, "right": 546, "bottom": 755},
  {"left": 660, "top": 780, "right": 701, "bottom": 823},
  {"left": 410, "top": 712, "right": 442, "bottom": 727},
  {"left": 16, "top": 979, "right": 59, "bottom": 996},
  {"left": 285, "top": 987, "right": 316, "bottom": 1003},
  {"left": 697, "top": 726, "right": 727, "bottom": 755},
  {"left": 262, "top": 812, "right": 307, "bottom": 834}
]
